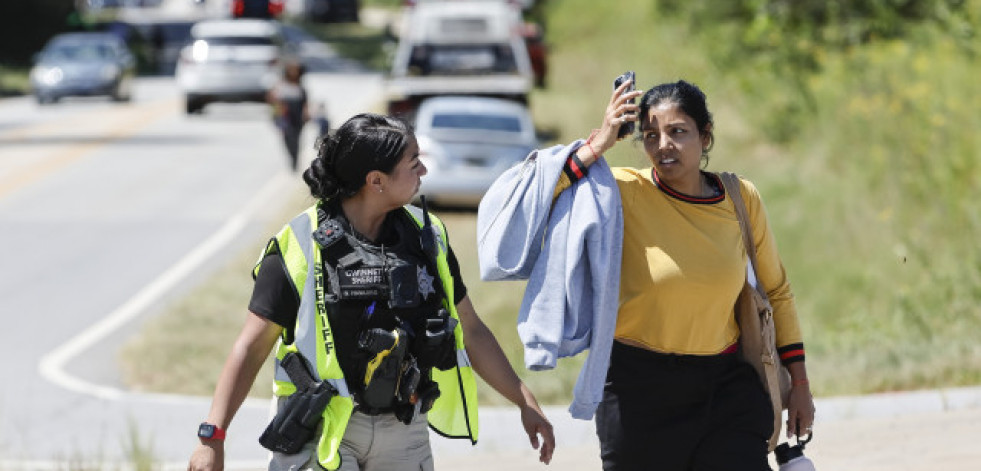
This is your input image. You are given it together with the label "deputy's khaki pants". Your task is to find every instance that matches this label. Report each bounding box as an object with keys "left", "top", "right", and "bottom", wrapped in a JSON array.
[{"left": 268, "top": 407, "right": 434, "bottom": 471}]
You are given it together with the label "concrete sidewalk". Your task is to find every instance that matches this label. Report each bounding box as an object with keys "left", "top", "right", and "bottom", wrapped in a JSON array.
[
  {"left": 433, "top": 386, "right": 981, "bottom": 470},
  {"left": 435, "top": 408, "right": 981, "bottom": 470}
]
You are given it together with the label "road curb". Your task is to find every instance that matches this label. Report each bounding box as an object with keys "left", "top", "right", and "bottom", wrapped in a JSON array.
[
  {"left": 431, "top": 384, "right": 981, "bottom": 456},
  {"left": 811, "top": 384, "right": 981, "bottom": 422}
]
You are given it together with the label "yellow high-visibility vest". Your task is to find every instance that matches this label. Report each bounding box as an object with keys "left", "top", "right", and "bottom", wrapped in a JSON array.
[{"left": 254, "top": 204, "right": 478, "bottom": 470}]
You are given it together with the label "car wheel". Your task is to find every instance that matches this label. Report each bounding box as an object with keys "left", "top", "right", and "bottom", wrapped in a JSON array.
[
  {"left": 112, "top": 82, "right": 132, "bottom": 103},
  {"left": 112, "top": 90, "right": 132, "bottom": 103},
  {"left": 185, "top": 96, "right": 205, "bottom": 115}
]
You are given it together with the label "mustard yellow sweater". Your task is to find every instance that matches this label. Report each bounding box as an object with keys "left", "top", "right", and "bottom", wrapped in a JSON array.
[{"left": 558, "top": 166, "right": 804, "bottom": 362}]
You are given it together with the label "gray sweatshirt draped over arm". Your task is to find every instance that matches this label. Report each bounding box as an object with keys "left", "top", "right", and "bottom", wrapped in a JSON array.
[{"left": 476, "top": 141, "right": 623, "bottom": 419}]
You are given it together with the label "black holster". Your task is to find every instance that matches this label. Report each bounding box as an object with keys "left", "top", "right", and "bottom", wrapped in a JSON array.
[
  {"left": 413, "top": 308, "right": 458, "bottom": 372},
  {"left": 259, "top": 352, "right": 337, "bottom": 455}
]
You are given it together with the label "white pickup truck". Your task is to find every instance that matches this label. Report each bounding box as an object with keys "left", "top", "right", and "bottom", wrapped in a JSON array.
[{"left": 385, "top": 0, "right": 534, "bottom": 119}]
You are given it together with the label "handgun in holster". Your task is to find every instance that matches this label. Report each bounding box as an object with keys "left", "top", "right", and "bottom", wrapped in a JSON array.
[{"left": 259, "top": 351, "right": 337, "bottom": 455}]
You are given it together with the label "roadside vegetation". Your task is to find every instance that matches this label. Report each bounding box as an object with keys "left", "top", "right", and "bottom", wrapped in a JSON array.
[
  {"left": 0, "top": 0, "right": 86, "bottom": 95},
  {"left": 294, "top": 19, "right": 395, "bottom": 72},
  {"left": 0, "top": 65, "right": 30, "bottom": 96},
  {"left": 0, "top": 418, "right": 160, "bottom": 471},
  {"left": 123, "top": 0, "right": 981, "bottom": 405}
]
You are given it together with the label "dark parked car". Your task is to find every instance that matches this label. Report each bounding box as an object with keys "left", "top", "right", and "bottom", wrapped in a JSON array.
[
  {"left": 306, "top": 0, "right": 360, "bottom": 23},
  {"left": 30, "top": 32, "right": 136, "bottom": 104}
]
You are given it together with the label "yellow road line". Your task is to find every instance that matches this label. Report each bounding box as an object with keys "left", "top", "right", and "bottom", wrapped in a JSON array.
[
  {"left": 0, "top": 108, "right": 123, "bottom": 142},
  {"left": 0, "top": 99, "right": 179, "bottom": 200}
]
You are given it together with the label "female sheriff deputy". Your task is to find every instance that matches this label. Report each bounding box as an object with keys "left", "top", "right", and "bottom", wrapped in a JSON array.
[{"left": 187, "top": 113, "right": 555, "bottom": 471}]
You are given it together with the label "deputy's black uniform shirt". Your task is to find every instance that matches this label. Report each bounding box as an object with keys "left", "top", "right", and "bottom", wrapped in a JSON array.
[{"left": 248, "top": 204, "right": 468, "bottom": 389}]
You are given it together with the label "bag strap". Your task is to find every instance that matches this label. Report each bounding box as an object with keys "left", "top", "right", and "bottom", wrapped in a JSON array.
[{"left": 719, "top": 172, "right": 769, "bottom": 302}]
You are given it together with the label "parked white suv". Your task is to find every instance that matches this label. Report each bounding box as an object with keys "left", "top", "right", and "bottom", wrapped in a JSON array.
[
  {"left": 385, "top": 0, "right": 534, "bottom": 118},
  {"left": 175, "top": 19, "right": 283, "bottom": 114}
]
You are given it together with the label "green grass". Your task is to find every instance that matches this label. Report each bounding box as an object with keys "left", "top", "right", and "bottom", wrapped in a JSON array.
[
  {"left": 0, "top": 419, "right": 161, "bottom": 470},
  {"left": 120, "top": 189, "right": 317, "bottom": 398},
  {"left": 771, "top": 28, "right": 981, "bottom": 394},
  {"left": 360, "top": 0, "right": 403, "bottom": 7},
  {"left": 288, "top": 18, "right": 395, "bottom": 72},
  {"left": 122, "top": 417, "right": 158, "bottom": 471},
  {"left": 120, "top": 244, "right": 277, "bottom": 398},
  {"left": 0, "top": 65, "right": 30, "bottom": 96},
  {"left": 122, "top": 0, "right": 981, "bottom": 404}
]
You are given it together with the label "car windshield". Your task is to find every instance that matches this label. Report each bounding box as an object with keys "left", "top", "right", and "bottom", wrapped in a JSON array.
[
  {"left": 45, "top": 42, "right": 116, "bottom": 61},
  {"left": 409, "top": 44, "right": 517, "bottom": 75},
  {"left": 431, "top": 113, "right": 523, "bottom": 132},
  {"left": 198, "top": 36, "right": 276, "bottom": 46}
]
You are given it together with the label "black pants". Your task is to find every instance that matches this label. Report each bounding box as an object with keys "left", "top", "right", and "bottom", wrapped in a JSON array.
[
  {"left": 595, "top": 342, "right": 773, "bottom": 471},
  {"left": 282, "top": 125, "right": 301, "bottom": 171}
]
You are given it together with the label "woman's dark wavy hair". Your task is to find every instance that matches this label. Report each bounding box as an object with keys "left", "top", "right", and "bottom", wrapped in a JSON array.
[
  {"left": 637, "top": 80, "right": 714, "bottom": 152},
  {"left": 303, "top": 113, "right": 414, "bottom": 200}
]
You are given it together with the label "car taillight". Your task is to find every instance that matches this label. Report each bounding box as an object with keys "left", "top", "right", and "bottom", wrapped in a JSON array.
[
  {"left": 388, "top": 99, "right": 417, "bottom": 118},
  {"left": 269, "top": 0, "right": 284, "bottom": 16},
  {"left": 232, "top": 0, "right": 243, "bottom": 16}
]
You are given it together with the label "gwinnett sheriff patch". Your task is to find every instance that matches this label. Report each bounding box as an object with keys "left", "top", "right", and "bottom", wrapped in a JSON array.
[
  {"left": 417, "top": 265, "right": 435, "bottom": 299},
  {"left": 338, "top": 266, "right": 387, "bottom": 299}
]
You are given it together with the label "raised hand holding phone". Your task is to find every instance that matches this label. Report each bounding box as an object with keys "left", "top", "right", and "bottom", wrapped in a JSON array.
[
  {"left": 575, "top": 71, "right": 643, "bottom": 170},
  {"left": 613, "top": 71, "right": 637, "bottom": 139}
]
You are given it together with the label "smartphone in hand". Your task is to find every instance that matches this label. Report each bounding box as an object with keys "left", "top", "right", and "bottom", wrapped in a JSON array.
[{"left": 613, "top": 71, "right": 636, "bottom": 139}]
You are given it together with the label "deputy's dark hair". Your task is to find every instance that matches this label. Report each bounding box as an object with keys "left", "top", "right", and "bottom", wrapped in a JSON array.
[
  {"left": 638, "top": 80, "right": 714, "bottom": 151},
  {"left": 303, "top": 113, "right": 414, "bottom": 200}
]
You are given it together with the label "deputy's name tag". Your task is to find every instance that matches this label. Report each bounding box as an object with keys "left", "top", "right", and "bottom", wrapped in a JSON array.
[{"left": 338, "top": 266, "right": 387, "bottom": 299}]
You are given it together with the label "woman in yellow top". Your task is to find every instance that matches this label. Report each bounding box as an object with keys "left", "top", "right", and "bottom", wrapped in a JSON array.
[{"left": 562, "top": 80, "right": 816, "bottom": 470}]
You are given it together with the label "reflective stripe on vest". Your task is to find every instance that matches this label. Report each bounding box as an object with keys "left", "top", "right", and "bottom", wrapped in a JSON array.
[
  {"left": 260, "top": 204, "right": 479, "bottom": 470},
  {"left": 262, "top": 206, "right": 353, "bottom": 470},
  {"left": 402, "top": 205, "right": 479, "bottom": 443}
]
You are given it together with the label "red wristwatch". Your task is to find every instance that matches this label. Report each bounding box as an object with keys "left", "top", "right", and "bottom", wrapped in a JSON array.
[{"left": 197, "top": 422, "right": 226, "bottom": 440}]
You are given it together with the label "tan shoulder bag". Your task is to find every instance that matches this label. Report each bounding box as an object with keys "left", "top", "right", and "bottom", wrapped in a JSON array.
[{"left": 719, "top": 172, "right": 792, "bottom": 452}]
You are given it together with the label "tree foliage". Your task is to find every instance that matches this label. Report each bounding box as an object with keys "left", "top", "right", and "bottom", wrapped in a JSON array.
[
  {"left": 658, "top": 0, "right": 974, "bottom": 64},
  {"left": 0, "top": 0, "right": 79, "bottom": 65},
  {"left": 652, "top": 0, "right": 975, "bottom": 141}
]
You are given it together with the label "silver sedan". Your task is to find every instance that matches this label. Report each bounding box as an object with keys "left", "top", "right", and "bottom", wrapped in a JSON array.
[
  {"left": 414, "top": 96, "right": 538, "bottom": 208},
  {"left": 29, "top": 32, "right": 136, "bottom": 105}
]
